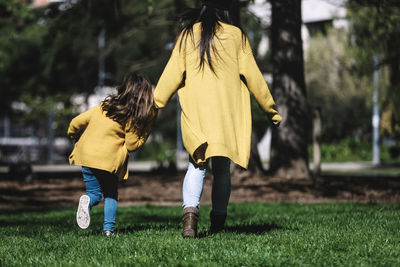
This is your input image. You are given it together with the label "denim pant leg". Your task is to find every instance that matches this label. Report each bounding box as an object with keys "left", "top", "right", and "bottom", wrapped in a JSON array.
[
  {"left": 211, "top": 157, "right": 231, "bottom": 215},
  {"left": 95, "top": 169, "right": 118, "bottom": 232},
  {"left": 82, "top": 167, "right": 102, "bottom": 208},
  {"left": 182, "top": 159, "right": 207, "bottom": 209}
]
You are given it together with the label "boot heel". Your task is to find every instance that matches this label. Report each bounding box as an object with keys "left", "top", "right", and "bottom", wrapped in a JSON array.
[
  {"left": 182, "top": 207, "right": 199, "bottom": 238},
  {"left": 210, "top": 211, "right": 226, "bottom": 233}
]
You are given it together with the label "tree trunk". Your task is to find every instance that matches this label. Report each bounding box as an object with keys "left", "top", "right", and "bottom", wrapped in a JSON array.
[
  {"left": 312, "top": 107, "right": 321, "bottom": 176},
  {"left": 269, "top": 0, "right": 310, "bottom": 179},
  {"left": 231, "top": 131, "right": 265, "bottom": 180}
]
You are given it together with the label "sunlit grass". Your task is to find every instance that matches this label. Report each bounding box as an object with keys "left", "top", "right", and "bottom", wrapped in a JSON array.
[{"left": 1, "top": 203, "right": 399, "bottom": 266}]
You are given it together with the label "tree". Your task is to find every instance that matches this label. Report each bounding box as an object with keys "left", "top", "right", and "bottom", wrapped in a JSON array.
[
  {"left": 0, "top": 0, "right": 45, "bottom": 116},
  {"left": 269, "top": 0, "right": 310, "bottom": 179},
  {"left": 305, "top": 28, "right": 371, "bottom": 142},
  {"left": 347, "top": 0, "right": 400, "bottom": 138}
]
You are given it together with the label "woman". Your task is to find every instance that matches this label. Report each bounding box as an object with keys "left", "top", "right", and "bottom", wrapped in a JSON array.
[{"left": 154, "top": 0, "right": 281, "bottom": 237}]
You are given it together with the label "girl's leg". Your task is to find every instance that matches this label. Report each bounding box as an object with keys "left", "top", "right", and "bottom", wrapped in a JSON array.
[
  {"left": 82, "top": 167, "right": 102, "bottom": 208},
  {"left": 211, "top": 157, "right": 231, "bottom": 215},
  {"left": 96, "top": 169, "right": 118, "bottom": 233},
  {"left": 182, "top": 159, "right": 207, "bottom": 209},
  {"left": 103, "top": 198, "right": 117, "bottom": 232},
  {"left": 77, "top": 167, "right": 102, "bottom": 229}
]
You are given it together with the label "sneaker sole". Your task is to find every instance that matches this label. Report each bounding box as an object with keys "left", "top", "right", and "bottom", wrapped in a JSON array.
[{"left": 76, "top": 195, "right": 90, "bottom": 229}]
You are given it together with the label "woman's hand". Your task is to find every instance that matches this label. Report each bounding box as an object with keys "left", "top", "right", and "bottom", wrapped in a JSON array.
[
  {"left": 69, "top": 133, "right": 81, "bottom": 141},
  {"left": 273, "top": 121, "right": 280, "bottom": 127}
]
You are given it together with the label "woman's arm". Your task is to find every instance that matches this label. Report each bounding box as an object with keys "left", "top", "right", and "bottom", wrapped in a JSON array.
[
  {"left": 153, "top": 34, "right": 186, "bottom": 109},
  {"left": 238, "top": 38, "right": 282, "bottom": 125}
]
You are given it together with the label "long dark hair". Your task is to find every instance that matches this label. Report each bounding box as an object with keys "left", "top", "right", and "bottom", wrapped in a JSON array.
[
  {"left": 179, "top": 0, "right": 246, "bottom": 74},
  {"left": 101, "top": 72, "right": 154, "bottom": 138}
]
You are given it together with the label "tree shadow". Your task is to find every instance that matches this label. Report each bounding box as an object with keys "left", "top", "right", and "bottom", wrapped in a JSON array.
[
  {"left": 235, "top": 180, "right": 312, "bottom": 194},
  {"left": 315, "top": 175, "right": 400, "bottom": 199}
]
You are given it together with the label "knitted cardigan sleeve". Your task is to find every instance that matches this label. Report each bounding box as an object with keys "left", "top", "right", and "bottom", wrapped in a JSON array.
[
  {"left": 67, "top": 105, "right": 96, "bottom": 139},
  {"left": 238, "top": 38, "right": 282, "bottom": 124},
  {"left": 153, "top": 33, "right": 186, "bottom": 109}
]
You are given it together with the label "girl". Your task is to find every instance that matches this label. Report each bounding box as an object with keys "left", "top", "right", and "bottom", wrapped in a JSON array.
[
  {"left": 154, "top": 0, "right": 282, "bottom": 237},
  {"left": 68, "top": 72, "right": 155, "bottom": 236}
]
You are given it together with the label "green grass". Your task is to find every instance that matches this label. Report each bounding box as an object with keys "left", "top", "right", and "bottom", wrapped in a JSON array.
[
  {"left": 1, "top": 203, "right": 400, "bottom": 266},
  {"left": 308, "top": 137, "right": 400, "bottom": 163}
]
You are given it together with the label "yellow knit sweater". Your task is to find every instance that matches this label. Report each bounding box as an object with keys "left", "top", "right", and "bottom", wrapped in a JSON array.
[
  {"left": 67, "top": 105, "right": 150, "bottom": 179},
  {"left": 154, "top": 22, "right": 282, "bottom": 168}
]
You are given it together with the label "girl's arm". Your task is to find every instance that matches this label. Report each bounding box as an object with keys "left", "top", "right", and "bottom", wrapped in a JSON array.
[
  {"left": 125, "top": 131, "right": 148, "bottom": 152},
  {"left": 67, "top": 106, "right": 96, "bottom": 139},
  {"left": 153, "top": 34, "right": 186, "bottom": 108},
  {"left": 238, "top": 38, "right": 282, "bottom": 125}
]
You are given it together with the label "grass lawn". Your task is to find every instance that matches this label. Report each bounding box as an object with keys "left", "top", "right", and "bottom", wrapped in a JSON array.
[{"left": 1, "top": 203, "right": 399, "bottom": 266}]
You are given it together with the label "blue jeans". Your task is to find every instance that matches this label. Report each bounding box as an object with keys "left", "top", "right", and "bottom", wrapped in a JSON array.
[
  {"left": 182, "top": 157, "right": 231, "bottom": 215},
  {"left": 82, "top": 167, "right": 118, "bottom": 232}
]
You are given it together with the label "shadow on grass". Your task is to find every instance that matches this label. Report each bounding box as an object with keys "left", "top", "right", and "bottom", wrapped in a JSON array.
[
  {"left": 117, "top": 222, "right": 285, "bottom": 237},
  {"left": 197, "top": 223, "right": 283, "bottom": 238},
  {"left": 116, "top": 211, "right": 181, "bottom": 233},
  {"left": 118, "top": 213, "right": 180, "bottom": 224},
  {"left": 117, "top": 223, "right": 180, "bottom": 233}
]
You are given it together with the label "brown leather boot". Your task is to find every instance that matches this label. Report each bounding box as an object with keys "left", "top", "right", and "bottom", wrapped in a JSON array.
[
  {"left": 182, "top": 207, "right": 199, "bottom": 238},
  {"left": 210, "top": 211, "right": 227, "bottom": 233}
]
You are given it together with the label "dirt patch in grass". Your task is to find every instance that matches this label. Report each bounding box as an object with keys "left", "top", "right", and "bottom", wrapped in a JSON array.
[{"left": 1, "top": 171, "right": 399, "bottom": 211}]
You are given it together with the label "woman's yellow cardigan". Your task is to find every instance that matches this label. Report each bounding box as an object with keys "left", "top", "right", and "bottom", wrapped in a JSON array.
[
  {"left": 154, "top": 22, "right": 282, "bottom": 168},
  {"left": 67, "top": 105, "right": 149, "bottom": 179}
]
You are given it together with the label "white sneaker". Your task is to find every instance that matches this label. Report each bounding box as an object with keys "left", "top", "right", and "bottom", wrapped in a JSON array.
[{"left": 76, "top": 195, "right": 90, "bottom": 229}]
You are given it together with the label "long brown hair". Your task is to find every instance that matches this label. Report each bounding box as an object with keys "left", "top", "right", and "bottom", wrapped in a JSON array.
[
  {"left": 101, "top": 72, "right": 154, "bottom": 138},
  {"left": 179, "top": 0, "right": 246, "bottom": 74}
]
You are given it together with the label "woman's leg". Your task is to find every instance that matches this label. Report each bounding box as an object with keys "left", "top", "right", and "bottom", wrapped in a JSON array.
[
  {"left": 211, "top": 157, "right": 231, "bottom": 214},
  {"left": 96, "top": 169, "right": 118, "bottom": 233},
  {"left": 210, "top": 157, "right": 231, "bottom": 232},
  {"left": 181, "top": 159, "right": 206, "bottom": 237},
  {"left": 182, "top": 159, "right": 207, "bottom": 209}
]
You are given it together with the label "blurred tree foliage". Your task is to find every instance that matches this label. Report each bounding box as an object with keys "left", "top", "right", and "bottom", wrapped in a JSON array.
[
  {"left": 0, "top": 0, "right": 184, "bottom": 142},
  {"left": 0, "top": 0, "right": 45, "bottom": 115},
  {"left": 0, "top": 0, "right": 265, "bottom": 143},
  {"left": 347, "top": 0, "right": 400, "bottom": 138},
  {"left": 3, "top": 0, "right": 304, "bottom": 165},
  {"left": 305, "top": 28, "right": 371, "bottom": 142}
]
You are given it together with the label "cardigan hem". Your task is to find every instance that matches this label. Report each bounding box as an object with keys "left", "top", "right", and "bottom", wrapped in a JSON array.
[{"left": 193, "top": 142, "right": 248, "bottom": 169}]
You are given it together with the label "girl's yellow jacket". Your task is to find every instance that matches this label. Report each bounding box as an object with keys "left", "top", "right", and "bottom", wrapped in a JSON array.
[
  {"left": 154, "top": 22, "right": 282, "bottom": 168},
  {"left": 67, "top": 105, "right": 149, "bottom": 179}
]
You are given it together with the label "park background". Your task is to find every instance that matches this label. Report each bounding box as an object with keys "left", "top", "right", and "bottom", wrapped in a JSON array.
[{"left": 0, "top": 0, "right": 400, "bottom": 266}]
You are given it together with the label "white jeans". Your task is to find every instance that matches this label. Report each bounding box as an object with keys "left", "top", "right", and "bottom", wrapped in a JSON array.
[{"left": 182, "top": 157, "right": 231, "bottom": 215}]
